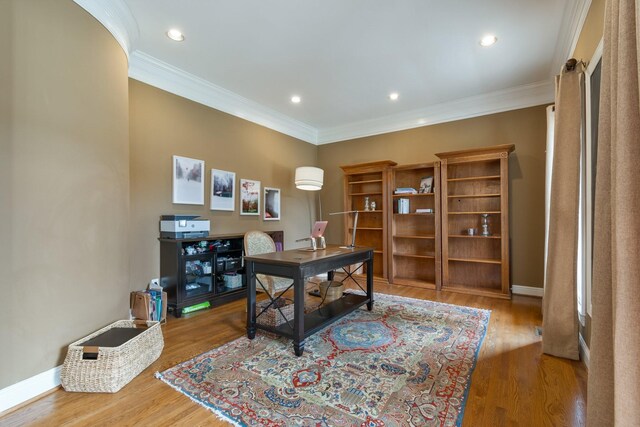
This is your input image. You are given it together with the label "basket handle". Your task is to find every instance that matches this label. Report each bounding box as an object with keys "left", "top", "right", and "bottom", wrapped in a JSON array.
[{"left": 82, "top": 346, "right": 99, "bottom": 360}]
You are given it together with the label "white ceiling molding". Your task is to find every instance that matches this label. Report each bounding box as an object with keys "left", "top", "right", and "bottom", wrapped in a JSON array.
[
  {"left": 74, "top": 0, "right": 575, "bottom": 146},
  {"left": 73, "top": 0, "right": 139, "bottom": 58},
  {"left": 549, "top": 0, "right": 592, "bottom": 76},
  {"left": 128, "top": 51, "right": 319, "bottom": 144},
  {"left": 317, "top": 80, "right": 555, "bottom": 145}
]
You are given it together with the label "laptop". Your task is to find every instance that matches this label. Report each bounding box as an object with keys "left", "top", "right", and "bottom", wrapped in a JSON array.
[{"left": 311, "top": 220, "right": 328, "bottom": 238}]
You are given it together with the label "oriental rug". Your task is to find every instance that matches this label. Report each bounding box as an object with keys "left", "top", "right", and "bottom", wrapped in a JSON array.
[{"left": 156, "top": 293, "right": 490, "bottom": 426}]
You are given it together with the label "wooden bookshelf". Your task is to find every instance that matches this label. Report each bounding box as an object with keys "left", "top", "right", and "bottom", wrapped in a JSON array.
[
  {"left": 388, "top": 162, "right": 441, "bottom": 290},
  {"left": 437, "top": 144, "right": 514, "bottom": 299},
  {"left": 340, "top": 160, "right": 397, "bottom": 281}
]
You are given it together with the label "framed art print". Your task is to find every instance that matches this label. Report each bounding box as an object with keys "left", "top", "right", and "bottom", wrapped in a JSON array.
[
  {"left": 173, "top": 155, "right": 204, "bottom": 205},
  {"left": 211, "top": 169, "right": 236, "bottom": 211},
  {"left": 264, "top": 187, "right": 281, "bottom": 220},
  {"left": 240, "top": 179, "right": 260, "bottom": 215}
]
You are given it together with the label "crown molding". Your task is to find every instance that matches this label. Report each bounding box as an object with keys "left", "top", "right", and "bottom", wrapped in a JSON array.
[
  {"left": 128, "top": 51, "right": 318, "bottom": 144},
  {"left": 73, "top": 0, "right": 139, "bottom": 58},
  {"left": 316, "top": 80, "right": 555, "bottom": 145},
  {"left": 74, "top": 1, "right": 571, "bottom": 145},
  {"left": 550, "top": 0, "right": 592, "bottom": 75}
]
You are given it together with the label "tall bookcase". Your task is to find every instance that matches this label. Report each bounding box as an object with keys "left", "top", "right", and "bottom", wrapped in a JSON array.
[
  {"left": 437, "top": 144, "right": 514, "bottom": 299},
  {"left": 340, "top": 160, "right": 397, "bottom": 281},
  {"left": 389, "top": 162, "right": 441, "bottom": 289}
]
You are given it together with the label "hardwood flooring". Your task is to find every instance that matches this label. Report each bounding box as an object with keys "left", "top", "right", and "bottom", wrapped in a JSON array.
[{"left": 0, "top": 282, "right": 587, "bottom": 426}]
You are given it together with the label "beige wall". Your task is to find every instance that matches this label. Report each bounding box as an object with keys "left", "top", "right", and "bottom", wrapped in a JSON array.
[
  {"left": 0, "top": 0, "right": 130, "bottom": 388},
  {"left": 319, "top": 106, "right": 548, "bottom": 288},
  {"left": 573, "top": 0, "right": 605, "bottom": 62},
  {"left": 128, "top": 80, "right": 318, "bottom": 289}
]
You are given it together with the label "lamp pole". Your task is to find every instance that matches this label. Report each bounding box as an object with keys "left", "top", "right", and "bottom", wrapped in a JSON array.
[{"left": 329, "top": 210, "right": 359, "bottom": 248}]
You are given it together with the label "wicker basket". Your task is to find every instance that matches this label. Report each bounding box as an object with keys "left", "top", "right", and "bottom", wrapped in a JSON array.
[
  {"left": 256, "top": 298, "right": 294, "bottom": 328},
  {"left": 60, "top": 320, "right": 164, "bottom": 393},
  {"left": 319, "top": 280, "right": 345, "bottom": 303}
]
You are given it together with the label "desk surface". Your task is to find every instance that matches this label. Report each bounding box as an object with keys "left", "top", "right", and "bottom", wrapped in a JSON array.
[{"left": 244, "top": 245, "right": 372, "bottom": 267}]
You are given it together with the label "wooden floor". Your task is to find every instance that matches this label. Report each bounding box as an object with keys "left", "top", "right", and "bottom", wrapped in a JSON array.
[{"left": 0, "top": 282, "right": 587, "bottom": 426}]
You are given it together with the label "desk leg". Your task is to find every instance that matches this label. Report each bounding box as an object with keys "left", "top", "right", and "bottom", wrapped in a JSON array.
[
  {"left": 366, "top": 255, "right": 374, "bottom": 311},
  {"left": 293, "top": 270, "right": 305, "bottom": 356},
  {"left": 246, "top": 261, "right": 256, "bottom": 339}
]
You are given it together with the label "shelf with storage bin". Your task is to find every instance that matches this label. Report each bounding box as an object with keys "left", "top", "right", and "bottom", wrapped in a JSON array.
[
  {"left": 389, "top": 162, "right": 441, "bottom": 289},
  {"left": 341, "top": 160, "right": 397, "bottom": 281},
  {"left": 437, "top": 144, "right": 514, "bottom": 299},
  {"left": 159, "top": 231, "right": 283, "bottom": 317}
]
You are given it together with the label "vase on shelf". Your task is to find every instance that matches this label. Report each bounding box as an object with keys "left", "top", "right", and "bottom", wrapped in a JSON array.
[
  {"left": 480, "top": 214, "right": 491, "bottom": 236},
  {"left": 364, "top": 197, "right": 370, "bottom": 211}
]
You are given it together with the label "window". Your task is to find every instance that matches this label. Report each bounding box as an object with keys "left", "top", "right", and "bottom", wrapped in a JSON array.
[{"left": 581, "top": 38, "right": 603, "bottom": 318}]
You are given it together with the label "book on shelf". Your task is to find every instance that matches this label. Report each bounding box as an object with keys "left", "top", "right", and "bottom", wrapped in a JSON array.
[
  {"left": 394, "top": 187, "right": 417, "bottom": 194},
  {"left": 415, "top": 208, "right": 434, "bottom": 213}
]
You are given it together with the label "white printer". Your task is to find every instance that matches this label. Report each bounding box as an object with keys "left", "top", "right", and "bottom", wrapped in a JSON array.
[{"left": 160, "top": 215, "right": 210, "bottom": 239}]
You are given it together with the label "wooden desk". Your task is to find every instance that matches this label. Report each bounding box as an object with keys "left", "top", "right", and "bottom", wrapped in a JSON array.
[{"left": 245, "top": 245, "right": 374, "bottom": 356}]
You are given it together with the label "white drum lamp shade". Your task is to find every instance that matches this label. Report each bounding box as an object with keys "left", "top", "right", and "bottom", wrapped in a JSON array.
[{"left": 295, "top": 167, "right": 324, "bottom": 191}]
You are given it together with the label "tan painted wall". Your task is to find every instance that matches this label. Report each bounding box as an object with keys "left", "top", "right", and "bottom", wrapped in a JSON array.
[
  {"left": 319, "top": 106, "right": 548, "bottom": 288},
  {"left": 0, "top": 0, "right": 129, "bottom": 388},
  {"left": 128, "top": 80, "right": 318, "bottom": 289},
  {"left": 573, "top": 0, "right": 605, "bottom": 62}
]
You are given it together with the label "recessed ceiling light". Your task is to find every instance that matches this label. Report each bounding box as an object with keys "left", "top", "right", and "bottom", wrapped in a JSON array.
[
  {"left": 418, "top": 119, "right": 426, "bottom": 125},
  {"left": 480, "top": 35, "right": 497, "bottom": 47},
  {"left": 167, "top": 29, "right": 185, "bottom": 42},
  {"left": 291, "top": 95, "right": 301, "bottom": 104},
  {"left": 389, "top": 92, "right": 399, "bottom": 101}
]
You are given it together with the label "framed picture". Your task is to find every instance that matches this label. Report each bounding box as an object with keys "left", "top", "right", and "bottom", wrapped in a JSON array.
[
  {"left": 419, "top": 176, "right": 433, "bottom": 194},
  {"left": 211, "top": 169, "right": 236, "bottom": 211},
  {"left": 240, "top": 179, "right": 260, "bottom": 215},
  {"left": 264, "top": 187, "right": 281, "bottom": 221},
  {"left": 173, "top": 155, "right": 204, "bottom": 205}
]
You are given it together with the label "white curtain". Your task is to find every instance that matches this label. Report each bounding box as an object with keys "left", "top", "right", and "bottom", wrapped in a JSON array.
[{"left": 543, "top": 105, "right": 555, "bottom": 294}]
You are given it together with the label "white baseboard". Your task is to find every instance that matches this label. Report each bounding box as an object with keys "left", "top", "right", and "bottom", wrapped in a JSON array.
[
  {"left": 511, "top": 285, "right": 544, "bottom": 298},
  {"left": 579, "top": 333, "right": 590, "bottom": 369},
  {"left": 0, "top": 366, "right": 61, "bottom": 414}
]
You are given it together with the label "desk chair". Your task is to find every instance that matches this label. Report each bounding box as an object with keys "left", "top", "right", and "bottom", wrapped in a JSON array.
[{"left": 243, "top": 231, "right": 294, "bottom": 296}]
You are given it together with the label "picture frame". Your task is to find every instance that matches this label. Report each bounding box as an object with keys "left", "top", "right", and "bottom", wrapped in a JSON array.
[
  {"left": 240, "top": 179, "right": 260, "bottom": 215},
  {"left": 264, "top": 187, "right": 281, "bottom": 221},
  {"left": 210, "top": 169, "right": 236, "bottom": 211},
  {"left": 419, "top": 176, "right": 433, "bottom": 194},
  {"left": 172, "top": 155, "right": 205, "bottom": 205}
]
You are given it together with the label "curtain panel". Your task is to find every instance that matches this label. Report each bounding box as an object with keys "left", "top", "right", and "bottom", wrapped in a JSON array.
[
  {"left": 542, "top": 63, "right": 584, "bottom": 360},
  {"left": 587, "top": 0, "right": 640, "bottom": 425}
]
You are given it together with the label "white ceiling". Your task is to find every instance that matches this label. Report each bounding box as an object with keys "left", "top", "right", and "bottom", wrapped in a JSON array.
[{"left": 75, "top": 0, "right": 591, "bottom": 144}]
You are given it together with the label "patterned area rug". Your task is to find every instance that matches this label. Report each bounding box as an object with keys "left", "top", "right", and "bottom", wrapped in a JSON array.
[{"left": 156, "top": 293, "right": 490, "bottom": 426}]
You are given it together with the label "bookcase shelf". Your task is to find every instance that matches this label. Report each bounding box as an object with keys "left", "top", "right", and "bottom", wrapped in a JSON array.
[
  {"left": 437, "top": 144, "right": 514, "bottom": 298},
  {"left": 388, "top": 162, "right": 441, "bottom": 289},
  {"left": 447, "top": 175, "right": 501, "bottom": 182},
  {"left": 349, "top": 179, "right": 383, "bottom": 185},
  {"left": 341, "top": 160, "right": 397, "bottom": 281}
]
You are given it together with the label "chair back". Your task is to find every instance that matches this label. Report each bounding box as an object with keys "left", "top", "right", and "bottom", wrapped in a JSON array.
[{"left": 244, "top": 231, "right": 276, "bottom": 256}]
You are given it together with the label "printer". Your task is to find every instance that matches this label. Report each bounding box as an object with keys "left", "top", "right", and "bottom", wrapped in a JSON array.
[{"left": 160, "top": 215, "right": 210, "bottom": 239}]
